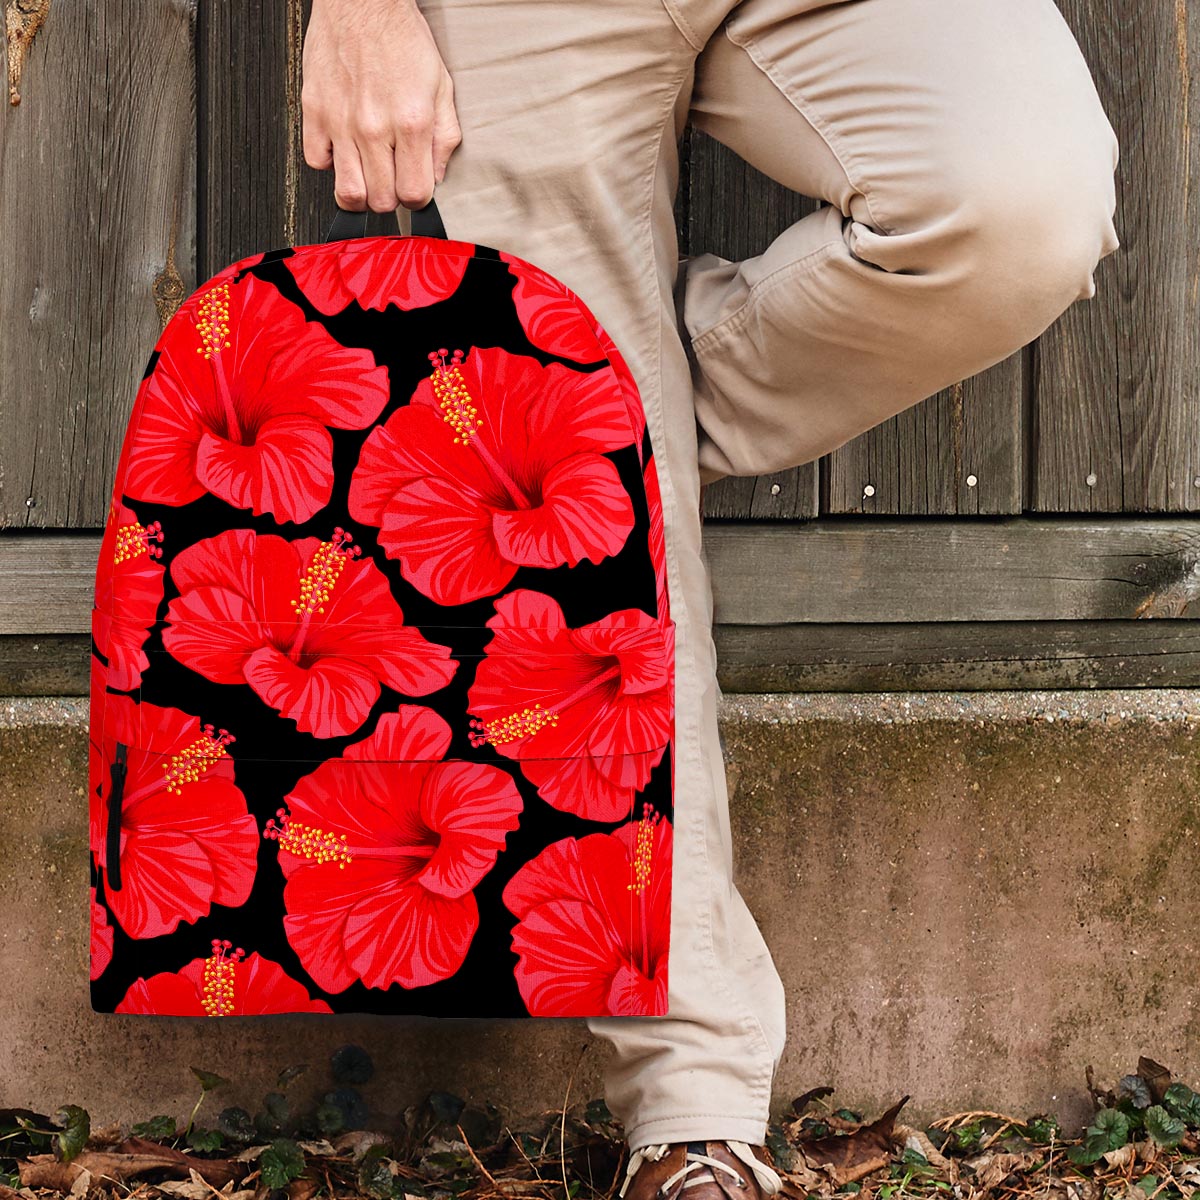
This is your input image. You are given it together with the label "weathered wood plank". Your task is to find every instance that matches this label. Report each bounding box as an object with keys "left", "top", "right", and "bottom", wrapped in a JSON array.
[
  {"left": 7, "top": 519, "right": 1199, "bottom": 635},
  {"left": 0, "top": 0, "right": 196, "bottom": 529},
  {"left": 1033, "top": 0, "right": 1199, "bottom": 512},
  {"left": 0, "top": 536, "right": 98, "bottom": 634},
  {"left": 0, "top": 636, "right": 90, "bottom": 696},
  {"left": 714, "top": 620, "right": 1200, "bottom": 692},
  {"left": 703, "top": 518, "right": 1200, "bottom": 624},
  {"left": 686, "top": 131, "right": 820, "bottom": 520}
]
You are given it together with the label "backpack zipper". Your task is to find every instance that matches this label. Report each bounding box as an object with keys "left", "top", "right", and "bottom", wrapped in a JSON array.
[{"left": 105, "top": 741, "right": 128, "bottom": 891}]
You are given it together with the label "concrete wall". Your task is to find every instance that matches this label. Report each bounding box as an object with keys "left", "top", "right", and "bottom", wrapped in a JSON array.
[{"left": 4, "top": 691, "right": 1199, "bottom": 1134}]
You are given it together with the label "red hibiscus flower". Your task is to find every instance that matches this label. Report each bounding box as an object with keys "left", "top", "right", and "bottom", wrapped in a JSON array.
[
  {"left": 163, "top": 527, "right": 456, "bottom": 738},
  {"left": 90, "top": 887, "right": 113, "bottom": 980},
  {"left": 501, "top": 254, "right": 647, "bottom": 457},
  {"left": 89, "top": 695, "right": 259, "bottom": 940},
  {"left": 287, "top": 236, "right": 473, "bottom": 315},
  {"left": 92, "top": 500, "right": 165, "bottom": 691},
  {"left": 115, "top": 942, "right": 334, "bottom": 1015},
  {"left": 264, "top": 705, "right": 523, "bottom": 992},
  {"left": 466, "top": 590, "right": 672, "bottom": 822},
  {"left": 124, "top": 272, "right": 389, "bottom": 523},
  {"left": 503, "top": 808, "right": 671, "bottom": 1016},
  {"left": 348, "top": 344, "right": 637, "bottom": 606},
  {"left": 501, "top": 252, "right": 606, "bottom": 362}
]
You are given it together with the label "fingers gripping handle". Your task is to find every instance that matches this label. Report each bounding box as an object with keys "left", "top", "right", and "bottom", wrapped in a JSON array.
[{"left": 324, "top": 195, "right": 447, "bottom": 243}]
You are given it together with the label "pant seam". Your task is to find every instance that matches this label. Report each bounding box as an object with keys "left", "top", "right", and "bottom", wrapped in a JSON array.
[
  {"left": 659, "top": 0, "right": 705, "bottom": 51},
  {"left": 721, "top": 24, "right": 896, "bottom": 235},
  {"left": 689, "top": 238, "right": 842, "bottom": 351}
]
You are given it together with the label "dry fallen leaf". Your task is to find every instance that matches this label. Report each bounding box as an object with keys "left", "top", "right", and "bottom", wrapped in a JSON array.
[{"left": 798, "top": 1097, "right": 909, "bottom": 1186}]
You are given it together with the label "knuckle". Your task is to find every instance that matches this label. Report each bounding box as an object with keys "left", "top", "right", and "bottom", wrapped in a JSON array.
[
  {"left": 397, "top": 186, "right": 433, "bottom": 208},
  {"left": 335, "top": 185, "right": 367, "bottom": 209},
  {"left": 356, "top": 113, "right": 390, "bottom": 141},
  {"left": 395, "top": 106, "right": 434, "bottom": 134},
  {"left": 368, "top": 192, "right": 399, "bottom": 213}
]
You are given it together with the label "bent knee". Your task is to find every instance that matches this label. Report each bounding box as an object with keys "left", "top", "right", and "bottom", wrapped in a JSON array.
[{"left": 849, "top": 110, "right": 1120, "bottom": 347}]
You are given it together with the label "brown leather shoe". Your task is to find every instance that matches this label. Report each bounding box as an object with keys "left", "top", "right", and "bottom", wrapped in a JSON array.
[{"left": 619, "top": 1141, "right": 783, "bottom": 1200}]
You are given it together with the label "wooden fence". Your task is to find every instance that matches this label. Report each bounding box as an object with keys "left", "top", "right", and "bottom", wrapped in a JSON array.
[{"left": 0, "top": 0, "right": 1197, "bottom": 693}]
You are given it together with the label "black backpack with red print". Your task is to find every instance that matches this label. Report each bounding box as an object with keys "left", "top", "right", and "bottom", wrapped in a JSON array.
[{"left": 88, "top": 201, "right": 675, "bottom": 1018}]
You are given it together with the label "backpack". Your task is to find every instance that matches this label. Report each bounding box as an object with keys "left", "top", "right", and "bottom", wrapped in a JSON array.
[{"left": 88, "top": 200, "right": 675, "bottom": 1018}]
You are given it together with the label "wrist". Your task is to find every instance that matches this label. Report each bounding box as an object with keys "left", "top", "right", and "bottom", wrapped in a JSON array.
[{"left": 311, "top": 0, "right": 420, "bottom": 15}]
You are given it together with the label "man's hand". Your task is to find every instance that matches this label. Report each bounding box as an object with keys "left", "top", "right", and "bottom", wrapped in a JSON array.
[{"left": 301, "top": 0, "right": 462, "bottom": 212}]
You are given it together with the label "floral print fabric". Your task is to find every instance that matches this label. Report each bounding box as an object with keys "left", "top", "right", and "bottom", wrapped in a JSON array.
[{"left": 89, "top": 235, "right": 674, "bottom": 1018}]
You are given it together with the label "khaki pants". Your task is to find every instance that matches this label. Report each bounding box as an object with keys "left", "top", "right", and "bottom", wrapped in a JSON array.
[{"left": 416, "top": 0, "right": 1120, "bottom": 1147}]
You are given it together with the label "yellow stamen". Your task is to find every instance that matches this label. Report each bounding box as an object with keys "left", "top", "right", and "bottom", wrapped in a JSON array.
[
  {"left": 194, "top": 283, "right": 232, "bottom": 360},
  {"left": 201, "top": 940, "right": 243, "bottom": 1016},
  {"left": 429, "top": 349, "right": 483, "bottom": 445},
  {"left": 160, "top": 727, "right": 234, "bottom": 796},
  {"left": 627, "top": 806, "right": 660, "bottom": 895}
]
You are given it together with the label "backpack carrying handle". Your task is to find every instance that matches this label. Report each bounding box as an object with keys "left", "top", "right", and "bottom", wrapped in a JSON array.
[{"left": 324, "top": 196, "right": 447, "bottom": 243}]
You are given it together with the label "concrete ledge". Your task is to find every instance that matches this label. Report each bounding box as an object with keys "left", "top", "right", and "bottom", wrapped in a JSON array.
[{"left": 4, "top": 692, "right": 1199, "bottom": 1132}]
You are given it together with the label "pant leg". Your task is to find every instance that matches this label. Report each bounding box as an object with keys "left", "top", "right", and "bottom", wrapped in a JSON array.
[
  {"left": 681, "top": 0, "right": 1122, "bottom": 485},
  {"left": 414, "top": 0, "right": 788, "bottom": 1148}
]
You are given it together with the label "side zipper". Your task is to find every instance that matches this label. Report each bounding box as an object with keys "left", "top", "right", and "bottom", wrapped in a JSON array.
[{"left": 105, "top": 741, "right": 128, "bottom": 891}]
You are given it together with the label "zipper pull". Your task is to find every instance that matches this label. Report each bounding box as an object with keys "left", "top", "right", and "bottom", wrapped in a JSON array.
[{"left": 105, "top": 742, "right": 128, "bottom": 892}]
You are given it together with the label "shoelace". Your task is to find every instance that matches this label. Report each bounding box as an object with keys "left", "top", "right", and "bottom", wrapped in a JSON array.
[{"left": 618, "top": 1141, "right": 783, "bottom": 1199}]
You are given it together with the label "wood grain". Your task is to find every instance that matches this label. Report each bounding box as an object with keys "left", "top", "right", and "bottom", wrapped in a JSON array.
[
  {"left": 0, "top": 0, "right": 196, "bottom": 529},
  {"left": 714, "top": 619, "right": 1200, "bottom": 692},
  {"left": 703, "top": 518, "right": 1200, "bottom": 624},
  {"left": 1034, "top": 0, "right": 1200, "bottom": 512}
]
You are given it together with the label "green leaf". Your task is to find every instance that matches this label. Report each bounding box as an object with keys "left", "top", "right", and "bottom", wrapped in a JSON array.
[
  {"left": 1120, "top": 1076, "right": 1154, "bottom": 1110},
  {"left": 52, "top": 1106, "right": 90, "bottom": 1163},
  {"left": 1091, "top": 1108, "right": 1131, "bottom": 1151},
  {"left": 316, "top": 1101, "right": 345, "bottom": 1137},
  {"left": 358, "top": 1145, "right": 395, "bottom": 1200},
  {"left": 1066, "top": 1141, "right": 1105, "bottom": 1167},
  {"left": 260, "top": 1138, "right": 306, "bottom": 1190},
  {"left": 1137, "top": 1176, "right": 1160, "bottom": 1194},
  {"left": 1023, "top": 1116, "right": 1061, "bottom": 1145},
  {"left": 132, "top": 1115, "right": 177, "bottom": 1141},
  {"left": 331, "top": 1045, "right": 375, "bottom": 1086},
  {"left": 187, "top": 1128, "right": 224, "bottom": 1153},
  {"left": 427, "top": 1092, "right": 465, "bottom": 1124},
  {"left": 1163, "top": 1084, "right": 1200, "bottom": 1127},
  {"left": 255, "top": 1092, "right": 289, "bottom": 1138},
  {"left": 191, "top": 1068, "right": 230, "bottom": 1093},
  {"left": 1145, "top": 1106, "right": 1186, "bottom": 1149},
  {"left": 952, "top": 1122, "right": 983, "bottom": 1152},
  {"left": 217, "top": 1107, "right": 256, "bottom": 1145}
]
